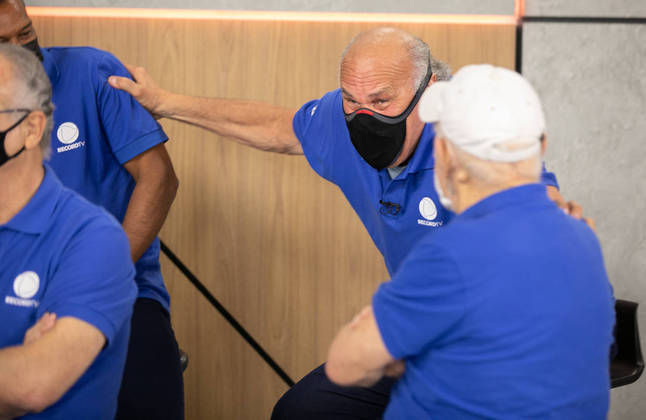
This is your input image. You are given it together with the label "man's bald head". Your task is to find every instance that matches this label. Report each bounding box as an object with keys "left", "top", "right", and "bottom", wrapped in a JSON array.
[{"left": 340, "top": 27, "right": 430, "bottom": 90}]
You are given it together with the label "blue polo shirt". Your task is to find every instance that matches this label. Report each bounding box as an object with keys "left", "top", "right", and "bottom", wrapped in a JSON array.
[
  {"left": 372, "top": 184, "right": 615, "bottom": 419},
  {"left": 293, "top": 89, "right": 559, "bottom": 275},
  {"left": 42, "top": 46, "right": 170, "bottom": 311},
  {"left": 0, "top": 165, "right": 136, "bottom": 419}
]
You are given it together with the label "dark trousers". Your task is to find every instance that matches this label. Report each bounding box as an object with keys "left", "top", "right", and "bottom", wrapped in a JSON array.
[
  {"left": 116, "top": 298, "right": 185, "bottom": 420},
  {"left": 271, "top": 363, "right": 395, "bottom": 420}
]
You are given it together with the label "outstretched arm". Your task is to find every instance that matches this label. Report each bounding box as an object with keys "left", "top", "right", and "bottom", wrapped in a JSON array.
[{"left": 108, "top": 65, "right": 302, "bottom": 155}]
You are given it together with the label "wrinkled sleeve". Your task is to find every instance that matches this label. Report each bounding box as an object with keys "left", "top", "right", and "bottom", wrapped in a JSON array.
[
  {"left": 372, "top": 242, "right": 466, "bottom": 359},
  {"left": 42, "top": 218, "right": 136, "bottom": 345},
  {"left": 293, "top": 96, "right": 336, "bottom": 182},
  {"left": 96, "top": 52, "right": 168, "bottom": 164}
]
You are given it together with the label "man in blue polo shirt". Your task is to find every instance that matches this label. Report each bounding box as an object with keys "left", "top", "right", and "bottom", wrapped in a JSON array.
[
  {"left": 109, "top": 27, "right": 590, "bottom": 418},
  {"left": 0, "top": 44, "right": 136, "bottom": 419},
  {"left": 326, "top": 64, "right": 615, "bottom": 419},
  {"left": 0, "top": 1, "right": 183, "bottom": 418}
]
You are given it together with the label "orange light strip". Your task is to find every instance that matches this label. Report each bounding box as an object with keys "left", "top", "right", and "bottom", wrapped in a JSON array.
[
  {"left": 514, "top": 0, "right": 525, "bottom": 22},
  {"left": 26, "top": 7, "right": 517, "bottom": 25}
]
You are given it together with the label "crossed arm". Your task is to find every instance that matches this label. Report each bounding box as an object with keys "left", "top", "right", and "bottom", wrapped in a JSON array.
[
  {"left": 0, "top": 316, "right": 105, "bottom": 419},
  {"left": 326, "top": 305, "right": 404, "bottom": 387}
]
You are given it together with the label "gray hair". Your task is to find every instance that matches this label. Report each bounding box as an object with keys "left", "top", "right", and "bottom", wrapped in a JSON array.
[
  {"left": 430, "top": 56, "right": 451, "bottom": 82},
  {"left": 407, "top": 34, "right": 431, "bottom": 88},
  {"left": 0, "top": 43, "right": 54, "bottom": 158}
]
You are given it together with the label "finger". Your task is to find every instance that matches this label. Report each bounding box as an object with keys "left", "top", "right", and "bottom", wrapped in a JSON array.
[
  {"left": 108, "top": 75, "right": 138, "bottom": 94},
  {"left": 123, "top": 63, "right": 138, "bottom": 77},
  {"left": 568, "top": 201, "right": 583, "bottom": 219},
  {"left": 43, "top": 312, "right": 57, "bottom": 329}
]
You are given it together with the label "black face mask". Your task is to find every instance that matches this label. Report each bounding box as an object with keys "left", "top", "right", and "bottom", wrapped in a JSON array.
[
  {"left": 0, "top": 111, "right": 31, "bottom": 167},
  {"left": 344, "top": 62, "right": 433, "bottom": 171},
  {"left": 22, "top": 38, "right": 43, "bottom": 62}
]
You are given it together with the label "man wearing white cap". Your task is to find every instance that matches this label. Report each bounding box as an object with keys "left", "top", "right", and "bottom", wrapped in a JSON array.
[{"left": 325, "top": 65, "right": 615, "bottom": 419}]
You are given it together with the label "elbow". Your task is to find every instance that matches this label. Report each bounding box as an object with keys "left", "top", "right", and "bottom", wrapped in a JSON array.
[
  {"left": 167, "top": 169, "right": 179, "bottom": 199},
  {"left": 326, "top": 346, "right": 360, "bottom": 387},
  {"left": 325, "top": 358, "right": 349, "bottom": 386}
]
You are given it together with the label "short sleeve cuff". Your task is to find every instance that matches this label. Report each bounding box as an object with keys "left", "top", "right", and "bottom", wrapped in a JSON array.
[
  {"left": 113, "top": 127, "right": 169, "bottom": 165},
  {"left": 50, "top": 303, "right": 122, "bottom": 345},
  {"left": 540, "top": 163, "right": 559, "bottom": 189},
  {"left": 372, "top": 286, "right": 405, "bottom": 360}
]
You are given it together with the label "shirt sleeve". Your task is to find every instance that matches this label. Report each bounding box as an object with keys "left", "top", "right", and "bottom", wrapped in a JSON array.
[
  {"left": 41, "top": 217, "right": 137, "bottom": 346},
  {"left": 540, "top": 161, "right": 559, "bottom": 189},
  {"left": 95, "top": 51, "right": 169, "bottom": 165},
  {"left": 372, "top": 242, "right": 466, "bottom": 359},
  {"left": 292, "top": 95, "right": 336, "bottom": 182}
]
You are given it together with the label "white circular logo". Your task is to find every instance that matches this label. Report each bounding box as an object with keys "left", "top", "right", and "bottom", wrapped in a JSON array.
[
  {"left": 419, "top": 197, "right": 438, "bottom": 221},
  {"left": 57, "top": 122, "right": 79, "bottom": 145},
  {"left": 13, "top": 271, "right": 40, "bottom": 299}
]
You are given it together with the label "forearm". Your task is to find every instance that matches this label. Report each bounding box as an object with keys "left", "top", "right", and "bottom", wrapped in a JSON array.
[
  {"left": 0, "top": 346, "right": 30, "bottom": 417},
  {"left": 122, "top": 173, "right": 178, "bottom": 262},
  {"left": 0, "top": 344, "right": 55, "bottom": 416},
  {"left": 0, "top": 318, "right": 104, "bottom": 415},
  {"left": 160, "top": 93, "right": 302, "bottom": 154},
  {"left": 326, "top": 324, "right": 387, "bottom": 387}
]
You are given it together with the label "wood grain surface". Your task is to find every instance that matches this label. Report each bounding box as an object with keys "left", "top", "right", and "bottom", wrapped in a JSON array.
[{"left": 31, "top": 12, "right": 514, "bottom": 419}]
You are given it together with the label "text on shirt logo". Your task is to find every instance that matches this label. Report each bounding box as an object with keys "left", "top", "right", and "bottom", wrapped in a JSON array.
[
  {"left": 417, "top": 197, "right": 442, "bottom": 227},
  {"left": 56, "top": 122, "right": 86, "bottom": 154},
  {"left": 5, "top": 271, "right": 40, "bottom": 308}
]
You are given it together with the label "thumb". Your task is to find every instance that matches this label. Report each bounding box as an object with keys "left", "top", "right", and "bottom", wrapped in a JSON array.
[{"left": 108, "top": 75, "right": 138, "bottom": 93}]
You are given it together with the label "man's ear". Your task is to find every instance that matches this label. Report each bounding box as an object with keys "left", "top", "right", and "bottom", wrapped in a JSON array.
[
  {"left": 428, "top": 73, "right": 437, "bottom": 87},
  {"left": 23, "top": 111, "right": 46, "bottom": 150},
  {"left": 434, "top": 135, "right": 448, "bottom": 165},
  {"left": 540, "top": 134, "right": 547, "bottom": 156}
]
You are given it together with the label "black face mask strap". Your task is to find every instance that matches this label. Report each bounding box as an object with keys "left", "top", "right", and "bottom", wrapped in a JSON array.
[
  {"left": 0, "top": 112, "right": 31, "bottom": 164},
  {"left": 345, "top": 59, "right": 434, "bottom": 124},
  {"left": 392, "top": 59, "right": 434, "bottom": 121}
]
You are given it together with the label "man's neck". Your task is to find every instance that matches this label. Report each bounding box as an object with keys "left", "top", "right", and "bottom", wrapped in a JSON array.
[
  {"left": 455, "top": 179, "right": 536, "bottom": 214},
  {"left": 0, "top": 161, "right": 44, "bottom": 225}
]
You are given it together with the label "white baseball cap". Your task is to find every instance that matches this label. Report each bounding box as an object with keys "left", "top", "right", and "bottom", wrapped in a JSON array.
[{"left": 418, "top": 64, "right": 545, "bottom": 162}]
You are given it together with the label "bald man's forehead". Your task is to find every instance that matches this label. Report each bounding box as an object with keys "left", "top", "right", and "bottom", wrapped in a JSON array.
[
  {"left": 340, "top": 48, "right": 414, "bottom": 86},
  {"left": 0, "top": 0, "right": 31, "bottom": 40}
]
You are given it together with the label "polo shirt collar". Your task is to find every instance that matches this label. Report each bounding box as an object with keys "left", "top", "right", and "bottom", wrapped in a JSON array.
[
  {"left": 393, "top": 123, "right": 436, "bottom": 178},
  {"left": 2, "top": 164, "right": 62, "bottom": 234},
  {"left": 41, "top": 48, "right": 60, "bottom": 84},
  {"left": 456, "top": 183, "right": 548, "bottom": 222}
]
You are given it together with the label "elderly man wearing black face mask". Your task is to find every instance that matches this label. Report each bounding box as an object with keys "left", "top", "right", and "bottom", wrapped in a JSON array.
[
  {"left": 109, "top": 27, "right": 588, "bottom": 419},
  {"left": 0, "top": 1, "right": 183, "bottom": 419}
]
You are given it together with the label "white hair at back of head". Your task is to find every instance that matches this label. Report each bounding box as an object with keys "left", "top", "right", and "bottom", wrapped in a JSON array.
[{"left": 435, "top": 122, "right": 541, "bottom": 187}]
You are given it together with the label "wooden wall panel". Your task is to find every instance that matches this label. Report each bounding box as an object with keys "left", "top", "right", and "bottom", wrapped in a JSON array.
[
  {"left": 161, "top": 253, "right": 289, "bottom": 419},
  {"left": 32, "top": 12, "right": 514, "bottom": 419}
]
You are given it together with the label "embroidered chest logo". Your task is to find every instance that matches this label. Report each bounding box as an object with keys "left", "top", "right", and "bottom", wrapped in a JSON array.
[
  {"left": 56, "top": 122, "right": 86, "bottom": 153},
  {"left": 5, "top": 271, "right": 40, "bottom": 308},
  {"left": 417, "top": 197, "right": 443, "bottom": 227}
]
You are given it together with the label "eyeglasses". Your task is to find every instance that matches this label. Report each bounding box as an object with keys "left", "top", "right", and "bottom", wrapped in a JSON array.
[
  {"left": 0, "top": 109, "right": 31, "bottom": 133},
  {"left": 0, "top": 109, "right": 31, "bottom": 115}
]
